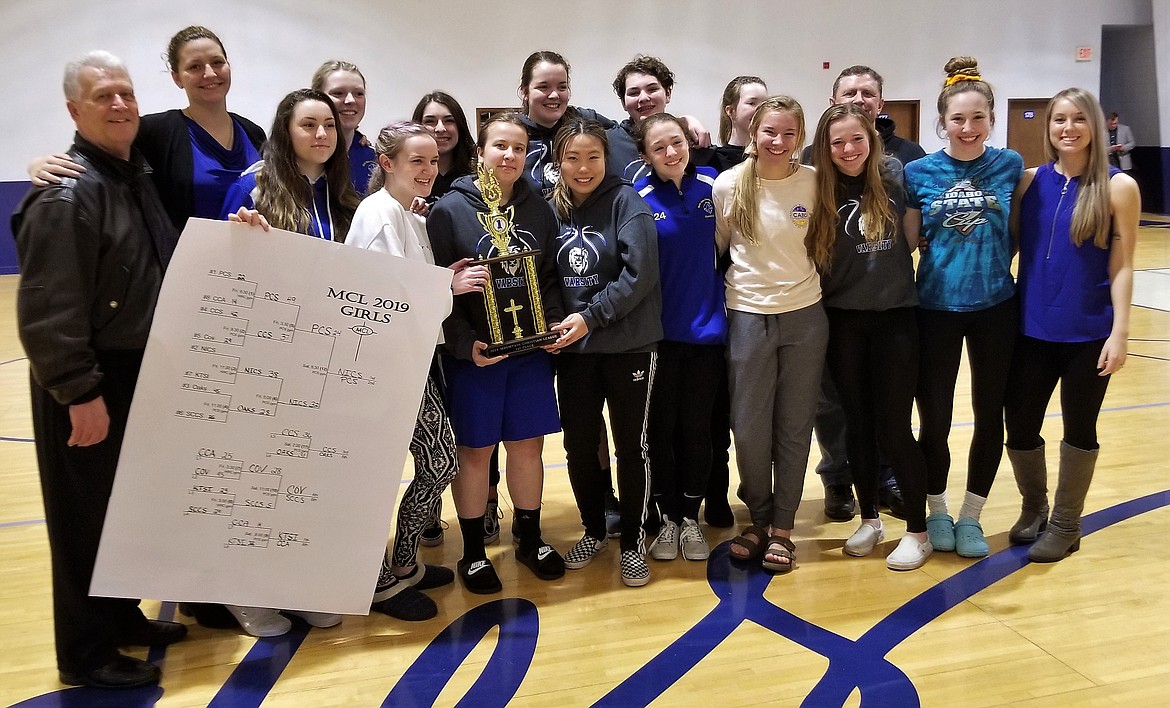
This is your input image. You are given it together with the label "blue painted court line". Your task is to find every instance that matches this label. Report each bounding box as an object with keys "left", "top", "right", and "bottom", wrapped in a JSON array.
[
  {"left": 0, "top": 518, "right": 45, "bottom": 529},
  {"left": 8, "top": 490, "right": 1170, "bottom": 707},
  {"left": 598, "top": 489, "right": 1170, "bottom": 707},
  {"left": 384, "top": 599, "right": 539, "bottom": 708}
]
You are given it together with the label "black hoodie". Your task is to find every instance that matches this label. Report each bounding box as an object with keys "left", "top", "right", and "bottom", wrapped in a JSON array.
[
  {"left": 521, "top": 107, "right": 615, "bottom": 199},
  {"left": 875, "top": 116, "right": 926, "bottom": 168},
  {"left": 428, "top": 174, "right": 565, "bottom": 361},
  {"left": 552, "top": 173, "right": 662, "bottom": 354}
]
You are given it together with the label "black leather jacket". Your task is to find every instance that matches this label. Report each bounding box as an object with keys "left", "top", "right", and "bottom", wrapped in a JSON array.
[{"left": 13, "top": 133, "right": 178, "bottom": 405}]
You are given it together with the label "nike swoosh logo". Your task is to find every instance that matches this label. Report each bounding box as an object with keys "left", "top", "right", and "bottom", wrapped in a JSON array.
[
  {"left": 536, "top": 546, "right": 553, "bottom": 561},
  {"left": 466, "top": 561, "right": 489, "bottom": 575}
]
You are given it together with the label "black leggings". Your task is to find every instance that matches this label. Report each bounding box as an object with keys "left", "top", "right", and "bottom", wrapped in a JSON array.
[
  {"left": 916, "top": 298, "right": 1017, "bottom": 498},
  {"left": 826, "top": 307, "right": 928, "bottom": 532},
  {"left": 1005, "top": 335, "right": 1111, "bottom": 452},
  {"left": 648, "top": 341, "right": 722, "bottom": 521}
]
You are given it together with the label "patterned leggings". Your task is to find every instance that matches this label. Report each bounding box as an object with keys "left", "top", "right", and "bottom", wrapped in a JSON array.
[{"left": 383, "top": 372, "right": 459, "bottom": 572}]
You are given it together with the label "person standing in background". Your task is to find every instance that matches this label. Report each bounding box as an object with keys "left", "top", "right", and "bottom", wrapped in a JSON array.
[
  {"left": 1106, "top": 112, "right": 1135, "bottom": 178},
  {"left": 312, "top": 60, "right": 376, "bottom": 194}
]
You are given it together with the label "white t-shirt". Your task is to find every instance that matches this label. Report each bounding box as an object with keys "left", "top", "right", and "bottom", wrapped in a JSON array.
[
  {"left": 713, "top": 163, "right": 821, "bottom": 315},
  {"left": 346, "top": 188, "right": 448, "bottom": 342},
  {"left": 347, "top": 189, "right": 436, "bottom": 265}
]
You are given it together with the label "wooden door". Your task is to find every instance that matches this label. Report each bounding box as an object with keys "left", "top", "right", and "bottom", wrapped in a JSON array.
[
  {"left": 477, "top": 106, "right": 521, "bottom": 136},
  {"left": 1007, "top": 99, "right": 1050, "bottom": 168},
  {"left": 879, "top": 100, "right": 920, "bottom": 144}
]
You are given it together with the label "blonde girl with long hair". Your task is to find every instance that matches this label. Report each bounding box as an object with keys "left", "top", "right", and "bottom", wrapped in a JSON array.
[
  {"left": 1003, "top": 88, "right": 1138, "bottom": 563},
  {"left": 712, "top": 95, "right": 827, "bottom": 574}
]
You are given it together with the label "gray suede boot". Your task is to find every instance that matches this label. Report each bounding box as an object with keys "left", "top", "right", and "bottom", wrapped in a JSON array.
[
  {"left": 1006, "top": 445, "right": 1048, "bottom": 545},
  {"left": 1028, "top": 442, "right": 1098, "bottom": 563}
]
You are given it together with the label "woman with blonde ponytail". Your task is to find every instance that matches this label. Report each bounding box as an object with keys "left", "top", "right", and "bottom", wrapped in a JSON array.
[
  {"left": 1004, "top": 88, "right": 1138, "bottom": 563},
  {"left": 712, "top": 95, "right": 827, "bottom": 574}
]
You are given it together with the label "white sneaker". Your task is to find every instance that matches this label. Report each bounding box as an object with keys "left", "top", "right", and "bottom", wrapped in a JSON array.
[
  {"left": 284, "top": 610, "right": 342, "bottom": 628},
  {"left": 679, "top": 518, "right": 710, "bottom": 561},
  {"left": 226, "top": 605, "right": 292, "bottom": 637},
  {"left": 844, "top": 520, "right": 885, "bottom": 557},
  {"left": 887, "top": 534, "right": 933, "bottom": 571},
  {"left": 650, "top": 518, "right": 679, "bottom": 561}
]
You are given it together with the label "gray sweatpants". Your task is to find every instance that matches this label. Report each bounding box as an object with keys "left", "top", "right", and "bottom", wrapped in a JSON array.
[{"left": 727, "top": 304, "right": 828, "bottom": 530}]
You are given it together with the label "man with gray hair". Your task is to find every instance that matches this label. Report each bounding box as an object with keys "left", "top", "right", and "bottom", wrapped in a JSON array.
[{"left": 13, "top": 50, "right": 184, "bottom": 689}]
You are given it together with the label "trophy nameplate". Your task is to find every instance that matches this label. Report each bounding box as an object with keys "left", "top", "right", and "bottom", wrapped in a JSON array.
[{"left": 479, "top": 250, "right": 559, "bottom": 356}]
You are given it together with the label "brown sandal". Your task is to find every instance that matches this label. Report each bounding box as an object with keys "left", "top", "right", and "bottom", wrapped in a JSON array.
[
  {"left": 762, "top": 535, "right": 796, "bottom": 574},
  {"left": 729, "top": 525, "right": 769, "bottom": 561}
]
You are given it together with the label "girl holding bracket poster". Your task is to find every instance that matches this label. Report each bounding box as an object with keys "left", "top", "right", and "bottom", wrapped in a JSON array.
[
  {"left": 220, "top": 87, "right": 359, "bottom": 635},
  {"left": 345, "top": 121, "right": 489, "bottom": 620}
]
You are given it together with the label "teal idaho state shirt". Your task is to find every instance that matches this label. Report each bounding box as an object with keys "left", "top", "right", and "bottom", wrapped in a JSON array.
[{"left": 904, "top": 146, "right": 1023, "bottom": 311}]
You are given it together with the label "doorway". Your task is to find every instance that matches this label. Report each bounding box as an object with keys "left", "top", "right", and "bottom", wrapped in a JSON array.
[
  {"left": 476, "top": 107, "right": 520, "bottom": 136},
  {"left": 880, "top": 100, "right": 920, "bottom": 145},
  {"left": 1007, "top": 99, "right": 1050, "bottom": 168}
]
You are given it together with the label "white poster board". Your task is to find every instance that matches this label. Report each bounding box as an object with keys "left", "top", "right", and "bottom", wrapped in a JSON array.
[{"left": 92, "top": 218, "right": 451, "bottom": 615}]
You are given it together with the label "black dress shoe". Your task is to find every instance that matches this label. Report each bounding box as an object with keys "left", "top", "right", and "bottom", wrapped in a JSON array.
[
  {"left": 878, "top": 477, "right": 908, "bottom": 520},
  {"left": 60, "top": 654, "right": 160, "bottom": 689},
  {"left": 823, "top": 484, "right": 857, "bottom": 521},
  {"left": 118, "top": 620, "right": 188, "bottom": 647}
]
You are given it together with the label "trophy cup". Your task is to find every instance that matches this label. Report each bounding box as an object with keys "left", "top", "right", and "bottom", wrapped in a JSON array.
[{"left": 475, "top": 163, "right": 559, "bottom": 356}]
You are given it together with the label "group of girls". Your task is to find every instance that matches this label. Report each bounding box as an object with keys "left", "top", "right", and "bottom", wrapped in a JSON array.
[
  {"left": 33, "top": 28, "right": 1137, "bottom": 630},
  {"left": 784, "top": 57, "right": 1137, "bottom": 573}
]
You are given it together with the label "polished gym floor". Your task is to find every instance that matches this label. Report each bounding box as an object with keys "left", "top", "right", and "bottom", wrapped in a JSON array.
[{"left": 1, "top": 222, "right": 1167, "bottom": 707}]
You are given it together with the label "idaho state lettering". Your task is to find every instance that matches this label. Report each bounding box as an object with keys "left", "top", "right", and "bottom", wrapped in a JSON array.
[{"left": 927, "top": 178, "right": 1001, "bottom": 236}]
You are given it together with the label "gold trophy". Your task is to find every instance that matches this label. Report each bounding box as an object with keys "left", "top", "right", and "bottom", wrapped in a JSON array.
[{"left": 475, "top": 164, "right": 558, "bottom": 356}]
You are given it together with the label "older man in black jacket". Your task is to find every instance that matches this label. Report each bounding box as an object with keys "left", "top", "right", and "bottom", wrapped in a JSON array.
[{"left": 13, "top": 50, "right": 185, "bottom": 690}]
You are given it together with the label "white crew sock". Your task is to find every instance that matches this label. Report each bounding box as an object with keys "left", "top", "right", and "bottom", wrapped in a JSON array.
[
  {"left": 927, "top": 492, "right": 949, "bottom": 517},
  {"left": 958, "top": 491, "right": 988, "bottom": 522}
]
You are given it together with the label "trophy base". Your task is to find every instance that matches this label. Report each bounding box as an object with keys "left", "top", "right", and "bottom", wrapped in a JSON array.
[{"left": 484, "top": 331, "right": 560, "bottom": 357}]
